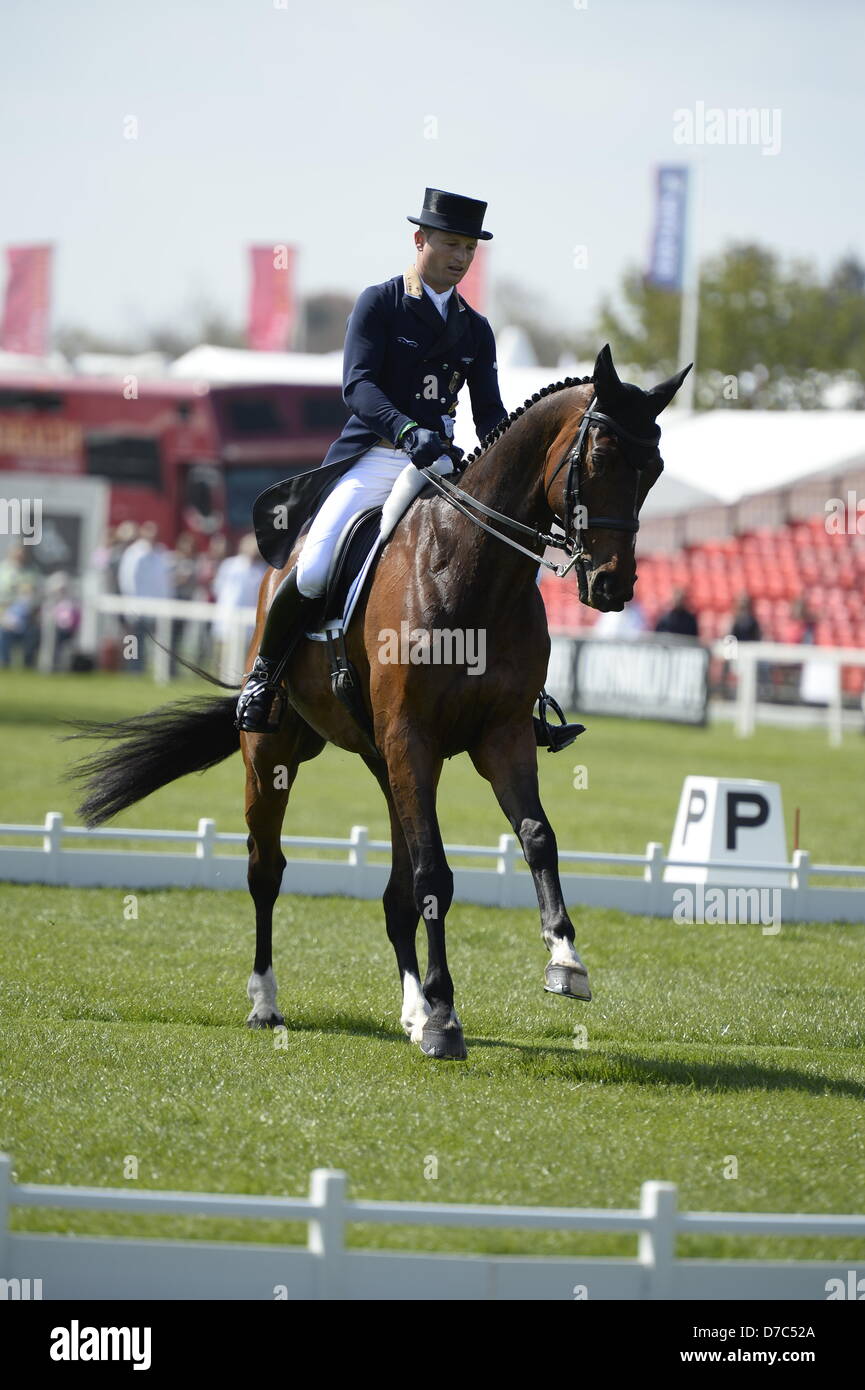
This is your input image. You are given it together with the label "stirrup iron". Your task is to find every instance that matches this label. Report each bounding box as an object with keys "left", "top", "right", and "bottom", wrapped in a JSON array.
[{"left": 533, "top": 689, "right": 586, "bottom": 753}]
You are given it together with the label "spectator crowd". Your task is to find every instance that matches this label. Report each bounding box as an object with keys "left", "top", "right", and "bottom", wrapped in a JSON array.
[{"left": 0, "top": 523, "right": 265, "bottom": 674}]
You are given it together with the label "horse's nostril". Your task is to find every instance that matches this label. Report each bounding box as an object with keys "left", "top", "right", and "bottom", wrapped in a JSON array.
[{"left": 594, "top": 572, "right": 615, "bottom": 597}]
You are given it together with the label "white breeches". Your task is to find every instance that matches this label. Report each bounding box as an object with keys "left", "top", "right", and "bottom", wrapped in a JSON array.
[{"left": 295, "top": 444, "right": 453, "bottom": 598}]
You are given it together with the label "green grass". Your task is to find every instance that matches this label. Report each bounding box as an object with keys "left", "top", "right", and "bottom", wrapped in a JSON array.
[
  {"left": 1, "top": 670, "right": 864, "bottom": 1261},
  {"left": 1, "top": 670, "right": 864, "bottom": 871}
]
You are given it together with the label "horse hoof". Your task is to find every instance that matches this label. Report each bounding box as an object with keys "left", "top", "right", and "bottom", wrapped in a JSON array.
[
  {"left": 544, "top": 963, "right": 592, "bottom": 1001},
  {"left": 246, "top": 1011, "right": 286, "bottom": 1029},
  {"left": 420, "top": 1024, "right": 468, "bottom": 1060}
]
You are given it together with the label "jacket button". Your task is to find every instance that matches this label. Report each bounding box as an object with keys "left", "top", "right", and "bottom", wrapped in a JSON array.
[
  {"left": 442, "top": 363, "right": 448, "bottom": 369},
  {"left": 415, "top": 393, "right": 420, "bottom": 399},
  {"left": 440, "top": 397, "right": 446, "bottom": 403}
]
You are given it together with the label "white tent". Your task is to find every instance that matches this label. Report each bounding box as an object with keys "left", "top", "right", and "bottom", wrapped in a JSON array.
[
  {"left": 73, "top": 351, "right": 169, "bottom": 378},
  {"left": 169, "top": 344, "right": 343, "bottom": 386},
  {"left": 0, "top": 349, "right": 69, "bottom": 374},
  {"left": 650, "top": 409, "right": 865, "bottom": 507}
]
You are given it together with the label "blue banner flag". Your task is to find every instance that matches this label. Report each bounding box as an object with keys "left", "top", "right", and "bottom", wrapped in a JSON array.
[{"left": 646, "top": 165, "right": 689, "bottom": 291}]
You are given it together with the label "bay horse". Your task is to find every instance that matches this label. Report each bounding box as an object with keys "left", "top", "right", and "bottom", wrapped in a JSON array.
[{"left": 70, "top": 345, "right": 690, "bottom": 1060}]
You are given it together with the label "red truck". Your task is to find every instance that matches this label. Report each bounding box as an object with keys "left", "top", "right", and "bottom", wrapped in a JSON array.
[{"left": 0, "top": 374, "right": 348, "bottom": 562}]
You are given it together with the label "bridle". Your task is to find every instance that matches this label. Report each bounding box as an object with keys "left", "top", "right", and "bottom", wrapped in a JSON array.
[{"left": 421, "top": 395, "right": 663, "bottom": 587}]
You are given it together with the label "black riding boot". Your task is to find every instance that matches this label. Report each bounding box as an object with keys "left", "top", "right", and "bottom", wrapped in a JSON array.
[{"left": 235, "top": 567, "right": 323, "bottom": 733}]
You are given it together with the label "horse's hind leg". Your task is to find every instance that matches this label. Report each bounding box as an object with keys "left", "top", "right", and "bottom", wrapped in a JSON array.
[
  {"left": 470, "top": 719, "right": 591, "bottom": 1002},
  {"left": 242, "top": 713, "right": 325, "bottom": 1028},
  {"left": 362, "top": 756, "right": 429, "bottom": 1043}
]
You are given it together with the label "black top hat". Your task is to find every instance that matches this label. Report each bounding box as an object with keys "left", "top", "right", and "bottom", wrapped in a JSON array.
[{"left": 407, "top": 188, "right": 493, "bottom": 241}]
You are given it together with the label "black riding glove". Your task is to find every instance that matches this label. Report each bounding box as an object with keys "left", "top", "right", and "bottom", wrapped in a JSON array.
[{"left": 401, "top": 426, "right": 451, "bottom": 470}]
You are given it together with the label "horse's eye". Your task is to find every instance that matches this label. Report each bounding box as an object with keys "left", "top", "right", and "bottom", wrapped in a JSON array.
[{"left": 591, "top": 443, "right": 615, "bottom": 470}]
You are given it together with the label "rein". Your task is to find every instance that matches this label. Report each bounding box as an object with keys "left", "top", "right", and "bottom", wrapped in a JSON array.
[{"left": 421, "top": 396, "right": 663, "bottom": 581}]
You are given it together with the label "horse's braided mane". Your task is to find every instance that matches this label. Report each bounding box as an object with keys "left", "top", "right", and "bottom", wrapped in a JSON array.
[{"left": 461, "top": 374, "right": 594, "bottom": 467}]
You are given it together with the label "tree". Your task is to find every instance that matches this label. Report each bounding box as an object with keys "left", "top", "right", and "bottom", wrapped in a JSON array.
[{"left": 596, "top": 245, "right": 865, "bottom": 408}]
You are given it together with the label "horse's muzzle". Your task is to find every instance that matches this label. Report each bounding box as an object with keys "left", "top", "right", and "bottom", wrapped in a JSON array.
[{"left": 587, "top": 569, "right": 633, "bottom": 611}]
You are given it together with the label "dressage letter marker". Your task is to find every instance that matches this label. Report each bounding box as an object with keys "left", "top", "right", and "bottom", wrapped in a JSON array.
[{"left": 664, "top": 776, "right": 791, "bottom": 887}]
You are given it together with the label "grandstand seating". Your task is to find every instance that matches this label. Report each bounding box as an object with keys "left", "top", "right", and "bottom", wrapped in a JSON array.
[{"left": 540, "top": 513, "right": 865, "bottom": 695}]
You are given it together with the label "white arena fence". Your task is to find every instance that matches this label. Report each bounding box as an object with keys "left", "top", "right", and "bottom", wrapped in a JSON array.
[
  {"left": 88, "top": 592, "right": 257, "bottom": 686},
  {"left": 2, "top": 813, "right": 864, "bottom": 924},
  {"left": 709, "top": 637, "right": 865, "bottom": 746},
  {"left": 2, "top": 1157, "right": 863, "bottom": 1301}
]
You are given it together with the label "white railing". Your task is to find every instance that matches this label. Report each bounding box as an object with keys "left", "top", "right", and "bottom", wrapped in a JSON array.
[
  {"left": 1, "top": 1155, "right": 861, "bottom": 1301},
  {"left": 2, "top": 814, "right": 864, "bottom": 923},
  {"left": 91, "top": 593, "right": 258, "bottom": 686},
  {"left": 712, "top": 638, "right": 865, "bottom": 746}
]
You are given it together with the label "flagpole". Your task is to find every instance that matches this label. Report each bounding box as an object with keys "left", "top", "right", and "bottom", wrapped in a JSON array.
[{"left": 677, "top": 162, "right": 700, "bottom": 411}]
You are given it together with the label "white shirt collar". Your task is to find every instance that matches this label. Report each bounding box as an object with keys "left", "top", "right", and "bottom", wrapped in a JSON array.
[{"left": 420, "top": 277, "right": 453, "bottom": 318}]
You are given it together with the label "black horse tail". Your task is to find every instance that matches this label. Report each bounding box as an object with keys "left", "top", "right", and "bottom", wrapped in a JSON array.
[{"left": 64, "top": 695, "right": 240, "bottom": 827}]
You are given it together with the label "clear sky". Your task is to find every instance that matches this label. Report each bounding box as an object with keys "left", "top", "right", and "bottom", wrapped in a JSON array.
[{"left": 2, "top": 0, "right": 862, "bottom": 342}]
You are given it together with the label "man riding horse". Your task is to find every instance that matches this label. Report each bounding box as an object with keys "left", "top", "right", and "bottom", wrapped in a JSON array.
[{"left": 236, "top": 187, "right": 512, "bottom": 733}]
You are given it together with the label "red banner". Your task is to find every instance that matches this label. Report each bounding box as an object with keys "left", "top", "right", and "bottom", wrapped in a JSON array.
[
  {"left": 456, "top": 243, "right": 487, "bottom": 314},
  {"left": 247, "top": 244, "right": 297, "bottom": 351},
  {"left": 1, "top": 245, "right": 53, "bottom": 355}
]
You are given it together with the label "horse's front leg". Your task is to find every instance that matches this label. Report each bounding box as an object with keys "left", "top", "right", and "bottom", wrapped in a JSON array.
[
  {"left": 470, "top": 720, "right": 592, "bottom": 1002},
  {"left": 382, "top": 737, "right": 466, "bottom": 1059}
]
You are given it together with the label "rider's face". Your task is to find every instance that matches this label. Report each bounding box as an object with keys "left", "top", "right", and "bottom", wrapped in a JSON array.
[{"left": 415, "top": 228, "right": 477, "bottom": 291}]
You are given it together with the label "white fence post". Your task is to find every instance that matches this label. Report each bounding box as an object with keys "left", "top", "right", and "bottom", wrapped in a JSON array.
[
  {"left": 196, "top": 818, "right": 217, "bottom": 887},
  {"left": 308, "top": 1169, "right": 347, "bottom": 1300},
  {"left": 348, "top": 826, "right": 368, "bottom": 866},
  {"left": 43, "top": 812, "right": 63, "bottom": 883},
  {"left": 791, "top": 849, "right": 811, "bottom": 916},
  {"left": 639, "top": 1181, "right": 678, "bottom": 1300},
  {"left": 223, "top": 613, "right": 248, "bottom": 686},
  {"left": 643, "top": 841, "right": 666, "bottom": 914},
  {"left": 0, "top": 1153, "right": 10, "bottom": 1278},
  {"left": 153, "top": 615, "right": 172, "bottom": 685},
  {"left": 735, "top": 652, "right": 757, "bottom": 738},
  {"left": 497, "top": 833, "right": 518, "bottom": 907},
  {"left": 349, "top": 826, "right": 368, "bottom": 895},
  {"left": 828, "top": 667, "right": 843, "bottom": 748},
  {"left": 791, "top": 849, "right": 810, "bottom": 891}
]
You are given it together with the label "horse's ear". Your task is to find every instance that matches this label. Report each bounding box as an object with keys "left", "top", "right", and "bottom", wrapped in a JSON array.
[
  {"left": 648, "top": 363, "right": 692, "bottom": 416},
  {"left": 592, "top": 343, "right": 624, "bottom": 404}
]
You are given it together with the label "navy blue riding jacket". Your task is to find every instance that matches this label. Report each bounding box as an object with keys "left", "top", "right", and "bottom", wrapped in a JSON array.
[
  {"left": 253, "top": 265, "right": 507, "bottom": 570},
  {"left": 321, "top": 263, "right": 507, "bottom": 468}
]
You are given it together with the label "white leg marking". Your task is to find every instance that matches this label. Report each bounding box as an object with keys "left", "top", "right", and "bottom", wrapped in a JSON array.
[
  {"left": 246, "top": 967, "right": 282, "bottom": 1024},
  {"left": 400, "top": 973, "right": 431, "bottom": 1043},
  {"left": 549, "top": 938, "right": 587, "bottom": 972}
]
